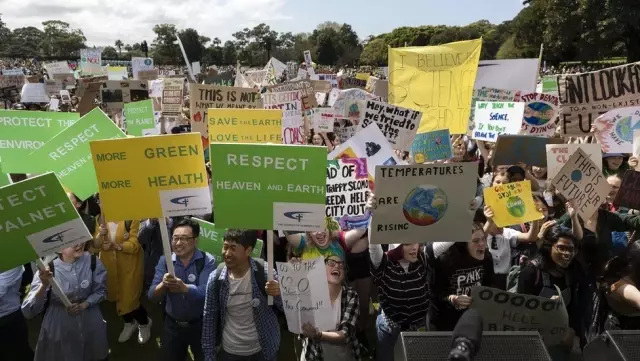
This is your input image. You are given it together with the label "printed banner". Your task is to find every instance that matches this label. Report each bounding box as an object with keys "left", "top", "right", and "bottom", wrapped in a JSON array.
[
  {"left": 546, "top": 144, "right": 602, "bottom": 180},
  {"left": 483, "top": 180, "right": 543, "bottom": 227},
  {"left": 328, "top": 125, "right": 401, "bottom": 187},
  {"left": 370, "top": 163, "right": 477, "bottom": 244},
  {"left": 207, "top": 109, "right": 282, "bottom": 144},
  {"left": 471, "top": 102, "right": 525, "bottom": 142},
  {"left": 262, "top": 90, "right": 304, "bottom": 144},
  {"left": 410, "top": 129, "right": 452, "bottom": 162},
  {"left": 389, "top": 39, "right": 482, "bottom": 134},
  {"left": 558, "top": 62, "right": 640, "bottom": 136},
  {"left": 162, "top": 78, "right": 183, "bottom": 115},
  {"left": 517, "top": 92, "right": 559, "bottom": 137},
  {"left": 277, "top": 257, "right": 333, "bottom": 334},
  {"left": 356, "top": 99, "right": 421, "bottom": 151},
  {"left": 91, "top": 133, "right": 211, "bottom": 221},
  {"left": 124, "top": 99, "right": 157, "bottom": 136},
  {"left": 326, "top": 159, "right": 371, "bottom": 229},
  {"left": 194, "top": 218, "right": 263, "bottom": 263},
  {"left": 592, "top": 107, "right": 640, "bottom": 153},
  {"left": 0, "top": 173, "right": 92, "bottom": 271},
  {"left": 471, "top": 286, "right": 568, "bottom": 346},
  {"left": 28, "top": 108, "right": 126, "bottom": 200},
  {"left": 551, "top": 148, "right": 609, "bottom": 220},
  {"left": 210, "top": 143, "right": 326, "bottom": 230},
  {"left": 189, "top": 84, "right": 263, "bottom": 141},
  {"left": 0, "top": 110, "right": 79, "bottom": 173}
]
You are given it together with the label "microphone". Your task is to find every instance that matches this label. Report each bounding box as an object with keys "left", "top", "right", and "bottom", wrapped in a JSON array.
[{"left": 448, "top": 309, "right": 483, "bottom": 361}]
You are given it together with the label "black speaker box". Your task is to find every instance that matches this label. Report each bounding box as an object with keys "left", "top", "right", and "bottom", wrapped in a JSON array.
[
  {"left": 395, "top": 331, "right": 552, "bottom": 361},
  {"left": 583, "top": 330, "right": 640, "bottom": 361}
]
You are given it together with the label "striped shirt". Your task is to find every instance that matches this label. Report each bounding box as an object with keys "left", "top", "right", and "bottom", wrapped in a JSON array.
[{"left": 372, "top": 252, "right": 430, "bottom": 329}]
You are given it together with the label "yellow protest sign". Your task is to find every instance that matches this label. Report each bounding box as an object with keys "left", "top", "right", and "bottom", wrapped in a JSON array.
[
  {"left": 355, "top": 73, "right": 370, "bottom": 81},
  {"left": 483, "top": 180, "right": 543, "bottom": 228},
  {"left": 389, "top": 39, "right": 482, "bottom": 134},
  {"left": 90, "top": 133, "right": 211, "bottom": 221},
  {"left": 207, "top": 108, "right": 282, "bottom": 143}
]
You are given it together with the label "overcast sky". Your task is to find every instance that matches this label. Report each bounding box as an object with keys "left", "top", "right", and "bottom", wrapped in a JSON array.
[{"left": 0, "top": 0, "right": 524, "bottom": 46}]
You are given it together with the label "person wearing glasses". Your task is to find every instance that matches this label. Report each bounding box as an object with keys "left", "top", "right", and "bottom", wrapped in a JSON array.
[
  {"left": 299, "top": 255, "right": 362, "bottom": 361},
  {"left": 517, "top": 225, "right": 580, "bottom": 360},
  {"left": 92, "top": 218, "right": 152, "bottom": 344},
  {"left": 149, "top": 218, "right": 216, "bottom": 361}
]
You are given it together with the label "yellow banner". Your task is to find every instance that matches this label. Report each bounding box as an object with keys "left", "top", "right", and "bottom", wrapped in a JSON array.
[
  {"left": 483, "top": 180, "right": 543, "bottom": 228},
  {"left": 389, "top": 39, "right": 482, "bottom": 134},
  {"left": 355, "top": 73, "right": 370, "bottom": 81},
  {"left": 90, "top": 133, "right": 211, "bottom": 221},
  {"left": 207, "top": 108, "right": 282, "bottom": 143}
]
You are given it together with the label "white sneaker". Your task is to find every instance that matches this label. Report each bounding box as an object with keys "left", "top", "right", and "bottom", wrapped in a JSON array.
[
  {"left": 138, "top": 318, "right": 152, "bottom": 344},
  {"left": 118, "top": 320, "right": 139, "bottom": 343}
]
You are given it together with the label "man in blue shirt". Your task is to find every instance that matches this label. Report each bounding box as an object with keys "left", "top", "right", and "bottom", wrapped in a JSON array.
[
  {"left": 0, "top": 266, "right": 34, "bottom": 361},
  {"left": 149, "top": 218, "right": 216, "bottom": 361}
]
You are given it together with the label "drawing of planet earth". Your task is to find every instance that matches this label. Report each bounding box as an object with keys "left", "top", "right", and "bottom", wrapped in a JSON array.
[
  {"left": 524, "top": 102, "right": 554, "bottom": 126},
  {"left": 506, "top": 196, "right": 526, "bottom": 218},
  {"left": 615, "top": 116, "right": 634, "bottom": 142},
  {"left": 402, "top": 185, "right": 448, "bottom": 226}
]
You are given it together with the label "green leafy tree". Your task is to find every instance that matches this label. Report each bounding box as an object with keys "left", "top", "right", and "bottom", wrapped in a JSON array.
[
  {"left": 5, "top": 26, "right": 44, "bottom": 58},
  {"left": 359, "top": 38, "right": 387, "bottom": 65},
  {"left": 101, "top": 46, "right": 118, "bottom": 59},
  {"left": 222, "top": 40, "right": 237, "bottom": 65},
  {"left": 151, "top": 24, "right": 180, "bottom": 64},
  {"left": 178, "top": 28, "right": 209, "bottom": 63},
  {"left": 41, "top": 20, "right": 86, "bottom": 57},
  {"left": 114, "top": 39, "right": 123, "bottom": 57}
]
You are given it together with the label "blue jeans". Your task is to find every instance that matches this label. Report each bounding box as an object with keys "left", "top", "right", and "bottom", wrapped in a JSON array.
[{"left": 375, "top": 313, "right": 402, "bottom": 361}]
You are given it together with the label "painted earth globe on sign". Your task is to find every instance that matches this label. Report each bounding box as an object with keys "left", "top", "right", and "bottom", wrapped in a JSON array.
[
  {"left": 402, "top": 185, "right": 448, "bottom": 226},
  {"left": 615, "top": 116, "right": 634, "bottom": 142},
  {"left": 524, "top": 102, "right": 554, "bottom": 126}
]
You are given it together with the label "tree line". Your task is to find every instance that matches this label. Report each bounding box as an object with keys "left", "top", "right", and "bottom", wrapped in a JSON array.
[{"left": 1, "top": 0, "right": 639, "bottom": 67}]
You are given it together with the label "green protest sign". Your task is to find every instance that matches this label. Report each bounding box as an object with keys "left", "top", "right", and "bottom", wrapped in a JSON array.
[
  {"left": 29, "top": 108, "right": 126, "bottom": 200},
  {"left": 542, "top": 76, "right": 558, "bottom": 94},
  {"left": 0, "top": 159, "right": 11, "bottom": 188},
  {"left": 194, "top": 218, "right": 263, "bottom": 263},
  {"left": 210, "top": 143, "right": 326, "bottom": 230},
  {"left": 124, "top": 99, "right": 156, "bottom": 136},
  {"left": 0, "top": 173, "right": 93, "bottom": 271},
  {"left": 0, "top": 110, "right": 80, "bottom": 173}
]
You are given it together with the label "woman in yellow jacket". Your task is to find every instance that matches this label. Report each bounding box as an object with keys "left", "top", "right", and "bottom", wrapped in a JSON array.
[{"left": 93, "top": 219, "right": 152, "bottom": 344}]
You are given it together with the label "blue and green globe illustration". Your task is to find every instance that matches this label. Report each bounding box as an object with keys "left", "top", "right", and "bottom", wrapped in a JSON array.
[
  {"left": 402, "top": 185, "right": 448, "bottom": 226},
  {"left": 615, "top": 116, "right": 634, "bottom": 142},
  {"left": 524, "top": 102, "right": 553, "bottom": 126}
]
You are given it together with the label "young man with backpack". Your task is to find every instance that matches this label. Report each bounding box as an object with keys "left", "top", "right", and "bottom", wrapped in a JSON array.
[
  {"left": 149, "top": 218, "right": 217, "bottom": 361},
  {"left": 202, "top": 229, "right": 283, "bottom": 361}
]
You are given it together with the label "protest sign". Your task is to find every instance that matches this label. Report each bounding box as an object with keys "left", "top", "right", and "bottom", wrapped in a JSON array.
[
  {"left": 2, "top": 69, "right": 23, "bottom": 76},
  {"left": 558, "top": 62, "right": 640, "bottom": 136},
  {"left": 332, "top": 88, "right": 378, "bottom": 118},
  {"left": 329, "top": 124, "right": 401, "bottom": 185},
  {"left": 107, "top": 66, "right": 128, "bottom": 80},
  {"left": 326, "top": 158, "right": 371, "bottom": 229},
  {"left": 20, "top": 83, "right": 50, "bottom": 103},
  {"left": 189, "top": 84, "right": 263, "bottom": 141},
  {"left": 492, "top": 135, "right": 562, "bottom": 167},
  {"left": 77, "top": 82, "right": 101, "bottom": 116},
  {"left": 551, "top": 148, "right": 609, "bottom": 220},
  {"left": 474, "top": 59, "right": 539, "bottom": 92},
  {"left": 100, "top": 80, "right": 149, "bottom": 116},
  {"left": 516, "top": 92, "right": 559, "bottom": 137},
  {"left": 131, "top": 58, "right": 154, "bottom": 79},
  {"left": 333, "top": 119, "right": 357, "bottom": 144},
  {"left": 29, "top": 108, "right": 126, "bottom": 200},
  {"left": 277, "top": 257, "right": 332, "bottom": 334},
  {"left": 356, "top": 99, "right": 421, "bottom": 151},
  {"left": 162, "top": 78, "right": 183, "bottom": 115},
  {"left": 124, "top": 100, "right": 157, "bottom": 136},
  {"left": 267, "top": 80, "right": 318, "bottom": 110},
  {"left": 194, "top": 218, "right": 263, "bottom": 263},
  {"left": 207, "top": 109, "right": 282, "bottom": 144},
  {"left": 592, "top": 107, "right": 640, "bottom": 153},
  {"left": 542, "top": 76, "right": 559, "bottom": 95},
  {"left": 44, "top": 80, "right": 63, "bottom": 97},
  {"left": 370, "top": 162, "right": 477, "bottom": 244},
  {"left": 0, "top": 110, "right": 79, "bottom": 173},
  {"left": 90, "top": 133, "right": 211, "bottom": 221},
  {"left": 0, "top": 172, "right": 93, "bottom": 271},
  {"left": 210, "top": 143, "right": 326, "bottom": 230},
  {"left": 0, "top": 75, "right": 25, "bottom": 88},
  {"left": 45, "top": 61, "right": 71, "bottom": 75},
  {"left": 471, "top": 102, "right": 525, "bottom": 142},
  {"left": 303, "top": 50, "right": 315, "bottom": 76},
  {"left": 138, "top": 70, "right": 158, "bottom": 82},
  {"left": 311, "top": 109, "right": 335, "bottom": 133},
  {"left": 389, "top": 39, "right": 482, "bottom": 134},
  {"left": 80, "top": 48, "right": 102, "bottom": 75},
  {"left": 483, "top": 180, "right": 543, "bottom": 227},
  {"left": 471, "top": 286, "right": 568, "bottom": 345},
  {"left": 339, "top": 77, "right": 367, "bottom": 90},
  {"left": 0, "top": 160, "right": 11, "bottom": 187},
  {"left": 410, "top": 129, "right": 452, "bottom": 163},
  {"left": 316, "top": 74, "right": 338, "bottom": 88},
  {"left": 262, "top": 90, "right": 304, "bottom": 144},
  {"left": 310, "top": 80, "right": 331, "bottom": 94},
  {"left": 546, "top": 144, "right": 602, "bottom": 180},
  {"left": 613, "top": 170, "right": 640, "bottom": 209}
]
